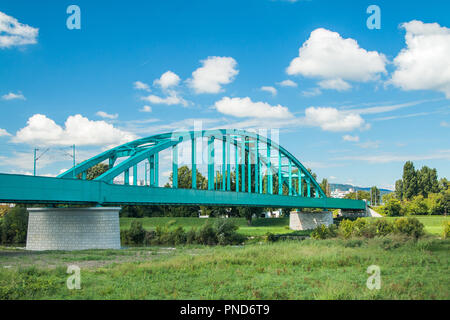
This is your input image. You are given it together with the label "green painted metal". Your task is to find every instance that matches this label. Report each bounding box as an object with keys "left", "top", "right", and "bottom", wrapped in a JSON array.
[
  {"left": 278, "top": 150, "right": 282, "bottom": 195},
  {"left": 255, "top": 137, "right": 259, "bottom": 193},
  {"left": 133, "top": 165, "right": 137, "bottom": 186},
  {"left": 172, "top": 144, "right": 178, "bottom": 188},
  {"left": 235, "top": 139, "right": 239, "bottom": 192},
  {"left": 226, "top": 137, "right": 231, "bottom": 191},
  {"left": 241, "top": 138, "right": 245, "bottom": 192},
  {"left": 0, "top": 173, "right": 366, "bottom": 209},
  {"left": 247, "top": 138, "right": 251, "bottom": 193},
  {"left": 0, "top": 129, "right": 367, "bottom": 209},
  {"left": 191, "top": 138, "right": 196, "bottom": 189},
  {"left": 222, "top": 139, "right": 226, "bottom": 191}
]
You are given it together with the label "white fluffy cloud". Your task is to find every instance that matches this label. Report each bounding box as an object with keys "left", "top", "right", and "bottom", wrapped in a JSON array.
[
  {"left": 278, "top": 79, "right": 297, "bottom": 87},
  {"left": 261, "top": 86, "right": 277, "bottom": 96},
  {"left": 304, "top": 107, "right": 366, "bottom": 132},
  {"left": 12, "top": 114, "right": 137, "bottom": 146},
  {"left": 318, "top": 78, "right": 351, "bottom": 91},
  {"left": 287, "top": 28, "right": 387, "bottom": 89},
  {"left": 153, "top": 71, "right": 180, "bottom": 89},
  {"left": 342, "top": 134, "right": 359, "bottom": 142},
  {"left": 133, "top": 81, "right": 150, "bottom": 92},
  {"left": 96, "top": 111, "right": 118, "bottom": 119},
  {"left": 2, "top": 92, "right": 25, "bottom": 100},
  {"left": 0, "top": 128, "right": 11, "bottom": 137},
  {"left": 0, "top": 11, "right": 38, "bottom": 48},
  {"left": 188, "top": 56, "right": 238, "bottom": 94},
  {"left": 139, "top": 105, "right": 152, "bottom": 112},
  {"left": 390, "top": 20, "right": 450, "bottom": 98},
  {"left": 214, "top": 97, "right": 292, "bottom": 119},
  {"left": 141, "top": 92, "right": 187, "bottom": 106}
]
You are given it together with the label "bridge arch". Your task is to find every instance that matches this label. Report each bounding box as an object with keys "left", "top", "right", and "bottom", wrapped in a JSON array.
[{"left": 58, "top": 129, "right": 326, "bottom": 199}]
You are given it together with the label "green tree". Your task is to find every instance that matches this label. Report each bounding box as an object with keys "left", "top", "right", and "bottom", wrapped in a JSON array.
[
  {"left": 77, "top": 163, "right": 109, "bottom": 180},
  {"left": 384, "top": 198, "right": 402, "bottom": 217},
  {"left": 395, "top": 179, "right": 403, "bottom": 200},
  {"left": 344, "top": 190, "right": 370, "bottom": 201},
  {"left": 403, "top": 161, "right": 418, "bottom": 200},
  {"left": 417, "top": 166, "right": 440, "bottom": 198},
  {"left": 370, "top": 186, "right": 381, "bottom": 206},
  {"left": 320, "top": 178, "right": 331, "bottom": 197}
]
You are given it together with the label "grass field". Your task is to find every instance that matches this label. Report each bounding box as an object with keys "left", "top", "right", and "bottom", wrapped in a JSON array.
[
  {"left": 120, "top": 215, "right": 449, "bottom": 236},
  {"left": 0, "top": 215, "right": 448, "bottom": 300},
  {"left": 0, "top": 238, "right": 449, "bottom": 299}
]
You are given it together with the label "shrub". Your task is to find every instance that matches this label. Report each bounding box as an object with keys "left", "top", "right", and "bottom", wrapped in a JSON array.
[
  {"left": 443, "top": 221, "right": 450, "bottom": 239},
  {"left": 338, "top": 219, "right": 354, "bottom": 239},
  {"left": 265, "top": 232, "right": 277, "bottom": 242},
  {"left": 393, "top": 217, "right": 424, "bottom": 239},
  {"left": 373, "top": 218, "right": 394, "bottom": 236},
  {"left": 186, "top": 227, "right": 197, "bottom": 244},
  {"left": 0, "top": 206, "right": 28, "bottom": 244},
  {"left": 384, "top": 198, "right": 402, "bottom": 217},
  {"left": 121, "top": 220, "right": 146, "bottom": 245},
  {"left": 311, "top": 224, "right": 338, "bottom": 239},
  {"left": 196, "top": 221, "right": 217, "bottom": 245},
  {"left": 407, "top": 195, "right": 429, "bottom": 215}
]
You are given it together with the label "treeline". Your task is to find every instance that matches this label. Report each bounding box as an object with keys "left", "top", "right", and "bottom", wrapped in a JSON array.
[{"left": 382, "top": 161, "right": 449, "bottom": 216}]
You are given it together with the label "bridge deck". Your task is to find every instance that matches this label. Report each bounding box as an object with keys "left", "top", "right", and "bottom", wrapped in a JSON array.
[{"left": 0, "top": 173, "right": 366, "bottom": 209}]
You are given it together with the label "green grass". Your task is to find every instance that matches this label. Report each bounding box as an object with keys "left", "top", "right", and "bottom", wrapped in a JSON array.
[
  {"left": 366, "top": 215, "right": 450, "bottom": 235},
  {"left": 120, "top": 215, "right": 449, "bottom": 237},
  {"left": 1, "top": 238, "right": 449, "bottom": 299}
]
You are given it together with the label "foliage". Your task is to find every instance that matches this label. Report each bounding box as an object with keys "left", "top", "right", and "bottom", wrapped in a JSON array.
[
  {"left": 77, "top": 163, "right": 109, "bottom": 180},
  {"left": 311, "top": 224, "right": 337, "bottom": 239},
  {"left": 0, "top": 206, "right": 28, "bottom": 244},
  {"left": 443, "top": 221, "right": 450, "bottom": 239},
  {"left": 403, "top": 161, "right": 418, "bottom": 200},
  {"left": 372, "top": 219, "right": 394, "bottom": 236},
  {"left": 384, "top": 197, "right": 402, "bottom": 217},
  {"left": 344, "top": 190, "right": 370, "bottom": 201},
  {"left": 121, "top": 219, "right": 245, "bottom": 246},
  {"left": 393, "top": 217, "right": 424, "bottom": 239}
]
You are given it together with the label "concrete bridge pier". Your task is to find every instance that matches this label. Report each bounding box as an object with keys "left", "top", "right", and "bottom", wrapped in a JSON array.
[{"left": 26, "top": 207, "right": 121, "bottom": 251}]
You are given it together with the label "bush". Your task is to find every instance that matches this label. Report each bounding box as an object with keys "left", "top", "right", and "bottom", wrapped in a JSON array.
[
  {"left": 121, "top": 220, "right": 146, "bottom": 245},
  {"left": 311, "top": 224, "right": 338, "bottom": 239},
  {"left": 407, "top": 195, "right": 429, "bottom": 215},
  {"left": 393, "top": 217, "right": 424, "bottom": 239},
  {"left": 121, "top": 219, "right": 245, "bottom": 246},
  {"left": 384, "top": 198, "right": 402, "bottom": 217},
  {"left": 0, "top": 206, "right": 28, "bottom": 244},
  {"left": 373, "top": 218, "right": 394, "bottom": 236},
  {"left": 338, "top": 219, "right": 354, "bottom": 239},
  {"left": 196, "top": 221, "right": 217, "bottom": 245},
  {"left": 443, "top": 221, "right": 450, "bottom": 239}
]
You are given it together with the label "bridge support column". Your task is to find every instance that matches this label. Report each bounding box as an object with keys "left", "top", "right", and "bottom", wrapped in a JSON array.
[
  {"left": 289, "top": 211, "right": 333, "bottom": 230},
  {"left": 26, "top": 207, "right": 121, "bottom": 251}
]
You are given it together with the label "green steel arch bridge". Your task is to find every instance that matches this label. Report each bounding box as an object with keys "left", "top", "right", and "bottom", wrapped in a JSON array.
[{"left": 0, "top": 129, "right": 365, "bottom": 210}]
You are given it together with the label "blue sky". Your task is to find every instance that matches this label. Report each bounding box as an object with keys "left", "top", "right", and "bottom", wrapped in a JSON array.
[{"left": 0, "top": 0, "right": 449, "bottom": 189}]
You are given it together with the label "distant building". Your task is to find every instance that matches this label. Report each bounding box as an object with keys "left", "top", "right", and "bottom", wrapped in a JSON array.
[{"left": 330, "top": 188, "right": 354, "bottom": 199}]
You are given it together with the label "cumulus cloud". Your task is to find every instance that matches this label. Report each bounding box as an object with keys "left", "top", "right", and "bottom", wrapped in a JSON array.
[
  {"left": 0, "top": 128, "right": 11, "bottom": 137},
  {"left": 390, "top": 20, "right": 450, "bottom": 98},
  {"left": 188, "top": 56, "right": 238, "bottom": 94},
  {"left": 141, "top": 91, "right": 188, "bottom": 106},
  {"left": 96, "top": 111, "right": 118, "bottom": 119},
  {"left": 342, "top": 134, "right": 359, "bottom": 142},
  {"left": 260, "top": 86, "right": 277, "bottom": 96},
  {"left": 153, "top": 71, "right": 180, "bottom": 89},
  {"left": 318, "top": 78, "right": 351, "bottom": 91},
  {"left": 304, "top": 107, "right": 366, "bottom": 132},
  {"left": 214, "top": 97, "right": 292, "bottom": 119},
  {"left": 133, "top": 81, "right": 150, "bottom": 92},
  {"left": 278, "top": 79, "right": 297, "bottom": 87},
  {"left": 2, "top": 92, "right": 25, "bottom": 100},
  {"left": 0, "top": 11, "right": 38, "bottom": 48},
  {"left": 139, "top": 105, "right": 152, "bottom": 112},
  {"left": 12, "top": 114, "right": 137, "bottom": 146},
  {"left": 286, "top": 28, "right": 387, "bottom": 89}
]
